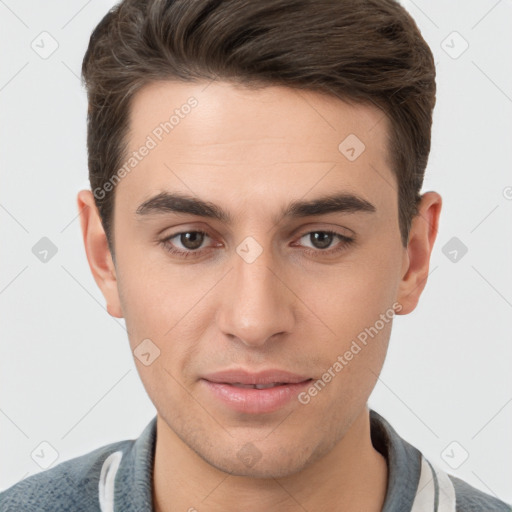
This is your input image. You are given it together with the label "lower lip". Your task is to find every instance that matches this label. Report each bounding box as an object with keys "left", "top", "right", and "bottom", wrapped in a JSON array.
[{"left": 201, "top": 379, "right": 312, "bottom": 414}]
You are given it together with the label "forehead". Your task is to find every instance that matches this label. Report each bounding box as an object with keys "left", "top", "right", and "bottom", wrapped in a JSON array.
[{"left": 119, "top": 79, "right": 395, "bottom": 216}]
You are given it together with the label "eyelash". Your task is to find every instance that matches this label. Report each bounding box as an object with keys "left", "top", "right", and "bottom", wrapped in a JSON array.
[{"left": 159, "top": 229, "right": 354, "bottom": 259}]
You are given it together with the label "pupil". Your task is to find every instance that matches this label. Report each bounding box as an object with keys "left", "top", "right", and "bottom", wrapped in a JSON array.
[
  {"left": 181, "top": 232, "right": 204, "bottom": 250},
  {"left": 311, "top": 232, "right": 332, "bottom": 249}
]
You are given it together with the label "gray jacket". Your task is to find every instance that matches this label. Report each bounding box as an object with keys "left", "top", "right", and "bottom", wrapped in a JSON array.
[{"left": 1, "top": 410, "right": 510, "bottom": 511}]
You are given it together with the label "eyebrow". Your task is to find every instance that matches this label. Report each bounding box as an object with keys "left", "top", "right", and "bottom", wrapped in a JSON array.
[{"left": 135, "top": 191, "right": 376, "bottom": 224}]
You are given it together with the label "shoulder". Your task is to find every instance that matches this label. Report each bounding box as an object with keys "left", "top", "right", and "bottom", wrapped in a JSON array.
[
  {"left": 369, "top": 409, "right": 511, "bottom": 512},
  {"left": 449, "top": 473, "right": 512, "bottom": 512},
  {"left": 0, "top": 438, "right": 133, "bottom": 512}
]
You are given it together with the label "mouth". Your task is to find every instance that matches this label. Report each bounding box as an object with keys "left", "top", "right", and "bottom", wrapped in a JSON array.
[
  {"left": 202, "top": 368, "right": 312, "bottom": 386},
  {"left": 224, "top": 382, "right": 302, "bottom": 389},
  {"left": 199, "top": 369, "right": 313, "bottom": 414}
]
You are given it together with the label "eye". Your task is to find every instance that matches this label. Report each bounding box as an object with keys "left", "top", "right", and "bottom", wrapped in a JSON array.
[
  {"left": 295, "top": 230, "right": 354, "bottom": 255},
  {"left": 171, "top": 231, "right": 207, "bottom": 250},
  {"left": 161, "top": 230, "right": 214, "bottom": 258}
]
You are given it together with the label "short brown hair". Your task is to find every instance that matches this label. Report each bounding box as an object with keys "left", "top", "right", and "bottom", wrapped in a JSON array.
[{"left": 82, "top": 0, "right": 436, "bottom": 250}]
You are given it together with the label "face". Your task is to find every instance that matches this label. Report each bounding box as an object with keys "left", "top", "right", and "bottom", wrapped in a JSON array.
[{"left": 101, "top": 80, "right": 411, "bottom": 477}]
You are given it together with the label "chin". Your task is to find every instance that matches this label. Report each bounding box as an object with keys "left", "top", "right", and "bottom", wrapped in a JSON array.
[{"left": 201, "top": 442, "right": 320, "bottom": 480}]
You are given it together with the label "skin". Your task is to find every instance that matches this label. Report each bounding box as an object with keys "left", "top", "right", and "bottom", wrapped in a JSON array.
[{"left": 78, "top": 80, "right": 441, "bottom": 512}]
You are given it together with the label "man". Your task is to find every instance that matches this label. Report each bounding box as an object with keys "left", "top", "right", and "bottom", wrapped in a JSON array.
[{"left": 1, "top": 0, "right": 510, "bottom": 511}]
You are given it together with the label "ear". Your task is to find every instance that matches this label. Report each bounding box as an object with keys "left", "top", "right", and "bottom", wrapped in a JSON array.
[
  {"left": 77, "top": 189, "right": 123, "bottom": 318},
  {"left": 396, "top": 191, "right": 442, "bottom": 315}
]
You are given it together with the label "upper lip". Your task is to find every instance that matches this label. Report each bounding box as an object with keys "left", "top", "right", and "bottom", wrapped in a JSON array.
[{"left": 202, "top": 369, "right": 311, "bottom": 385}]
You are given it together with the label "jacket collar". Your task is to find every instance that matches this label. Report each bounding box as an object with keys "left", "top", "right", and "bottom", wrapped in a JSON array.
[
  {"left": 370, "top": 409, "right": 422, "bottom": 511},
  {"left": 113, "top": 416, "right": 157, "bottom": 511}
]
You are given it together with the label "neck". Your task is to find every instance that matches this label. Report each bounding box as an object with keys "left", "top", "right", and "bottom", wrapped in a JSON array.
[{"left": 152, "top": 407, "right": 388, "bottom": 512}]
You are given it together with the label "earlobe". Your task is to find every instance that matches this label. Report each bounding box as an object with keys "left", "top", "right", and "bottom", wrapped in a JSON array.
[
  {"left": 396, "top": 191, "right": 442, "bottom": 315},
  {"left": 77, "top": 190, "right": 124, "bottom": 318}
]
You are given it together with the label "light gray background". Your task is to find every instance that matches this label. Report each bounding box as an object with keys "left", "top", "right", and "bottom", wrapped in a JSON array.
[{"left": 1, "top": 0, "right": 511, "bottom": 503}]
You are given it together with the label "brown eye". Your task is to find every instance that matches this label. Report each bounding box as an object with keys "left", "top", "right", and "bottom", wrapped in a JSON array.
[
  {"left": 178, "top": 231, "right": 205, "bottom": 250},
  {"left": 308, "top": 231, "right": 334, "bottom": 249},
  {"left": 295, "top": 229, "right": 354, "bottom": 256},
  {"left": 161, "top": 230, "right": 213, "bottom": 258}
]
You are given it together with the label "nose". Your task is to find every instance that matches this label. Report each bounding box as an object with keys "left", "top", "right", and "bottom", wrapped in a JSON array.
[{"left": 216, "top": 241, "right": 296, "bottom": 348}]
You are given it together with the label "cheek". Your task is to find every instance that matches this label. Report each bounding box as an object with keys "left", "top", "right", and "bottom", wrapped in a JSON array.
[
  {"left": 115, "top": 246, "right": 213, "bottom": 333},
  {"left": 303, "top": 252, "right": 401, "bottom": 336},
  {"left": 115, "top": 255, "right": 214, "bottom": 377},
  {"left": 116, "top": 267, "right": 205, "bottom": 408},
  {"left": 294, "top": 238, "right": 402, "bottom": 388}
]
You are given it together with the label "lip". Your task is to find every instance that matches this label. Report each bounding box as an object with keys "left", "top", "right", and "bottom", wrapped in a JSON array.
[{"left": 200, "top": 369, "right": 312, "bottom": 414}]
